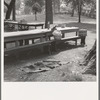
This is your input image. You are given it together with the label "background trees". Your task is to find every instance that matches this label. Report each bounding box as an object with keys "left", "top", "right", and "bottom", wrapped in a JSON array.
[
  {"left": 64, "top": 0, "right": 96, "bottom": 22},
  {"left": 25, "top": 0, "right": 53, "bottom": 27},
  {"left": 32, "top": 2, "right": 42, "bottom": 20},
  {"left": 25, "top": 0, "right": 44, "bottom": 7},
  {"left": 52, "top": 0, "right": 60, "bottom": 14},
  {"left": 4, "top": 0, "right": 96, "bottom": 23}
]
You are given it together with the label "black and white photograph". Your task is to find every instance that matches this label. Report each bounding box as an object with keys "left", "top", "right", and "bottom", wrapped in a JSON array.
[{"left": 4, "top": 0, "right": 97, "bottom": 82}]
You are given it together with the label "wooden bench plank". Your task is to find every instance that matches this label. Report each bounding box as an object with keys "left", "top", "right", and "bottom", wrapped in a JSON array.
[
  {"left": 5, "top": 41, "right": 52, "bottom": 55},
  {"left": 60, "top": 36, "right": 82, "bottom": 46},
  {"left": 61, "top": 36, "right": 81, "bottom": 41},
  {"left": 51, "top": 36, "right": 82, "bottom": 51},
  {"left": 4, "top": 27, "right": 81, "bottom": 56}
]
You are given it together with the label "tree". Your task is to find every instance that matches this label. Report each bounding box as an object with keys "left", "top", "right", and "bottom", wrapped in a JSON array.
[
  {"left": 65, "top": 0, "right": 96, "bottom": 22},
  {"left": 65, "top": 0, "right": 77, "bottom": 17},
  {"left": 81, "top": 41, "right": 96, "bottom": 75},
  {"left": 16, "top": 0, "right": 21, "bottom": 10},
  {"left": 25, "top": 0, "right": 44, "bottom": 7},
  {"left": 32, "top": 2, "right": 42, "bottom": 20},
  {"left": 4, "top": 0, "right": 16, "bottom": 20},
  {"left": 24, "top": 6, "right": 31, "bottom": 14},
  {"left": 71, "top": 0, "right": 77, "bottom": 17},
  {"left": 78, "top": 0, "right": 82, "bottom": 23},
  {"left": 45, "top": 0, "right": 53, "bottom": 28},
  {"left": 52, "top": 0, "right": 60, "bottom": 14},
  {"left": 65, "top": 0, "right": 83, "bottom": 22}
]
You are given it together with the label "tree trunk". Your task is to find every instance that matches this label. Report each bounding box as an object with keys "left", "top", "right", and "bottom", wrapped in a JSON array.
[
  {"left": 81, "top": 41, "right": 96, "bottom": 75},
  {"left": 12, "top": 2, "right": 16, "bottom": 21},
  {"left": 35, "top": 12, "right": 37, "bottom": 20},
  {"left": 71, "top": 2, "right": 75, "bottom": 17},
  {"left": 45, "top": 0, "right": 53, "bottom": 28},
  {"left": 53, "top": 1, "right": 56, "bottom": 14},
  {"left": 71, "top": 8, "right": 74, "bottom": 17},
  {"left": 78, "top": 0, "right": 81, "bottom": 23},
  {"left": 57, "top": 0, "right": 60, "bottom": 13},
  {"left": 5, "top": 0, "right": 16, "bottom": 20}
]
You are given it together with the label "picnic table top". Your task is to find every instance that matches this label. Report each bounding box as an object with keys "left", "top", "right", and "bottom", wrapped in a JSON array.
[
  {"left": 4, "top": 20, "right": 44, "bottom": 25},
  {"left": 4, "top": 29, "right": 50, "bottom": 37},
  {"left": 56, "top": 27, "right": 79, "bottom": 30},
  {"left": 4, "top": 27, "right": 79, "bottom": 38},
  {"left": 4, "top": 20, "right": 18, "bottom": 24}
]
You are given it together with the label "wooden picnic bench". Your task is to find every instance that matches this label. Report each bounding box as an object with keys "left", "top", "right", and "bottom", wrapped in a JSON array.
[
  {"left": 18, "top": 23, "right": 44, "bottom": 31},
  {"left": 4, "top": 27, "right": 87, "bottom": 57},
  {"left": 4, "top": 29, "right": 52, "bottom": 56},
  {"left": 4, "top": 20, "right": 44, "bottom": 31},
  {"left": 5, "top": 41, "right": 52, "bottom": 56}
]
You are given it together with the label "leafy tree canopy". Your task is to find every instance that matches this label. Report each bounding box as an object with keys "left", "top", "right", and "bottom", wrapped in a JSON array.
[
  {"left": 32, "top": 2, "right": 42, "bottom": 13},
  {"left": 25, "top": 0, "right": 44, "bottom": 7},
  {"left": 65, "top": 0, "right": 96, "bottom": 7}
]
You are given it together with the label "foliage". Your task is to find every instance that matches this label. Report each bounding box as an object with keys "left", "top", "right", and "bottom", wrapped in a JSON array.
[
  {"left": 25, "top": 0, "right": 44, "bottom": 7},
  {"left": 32, "top": 2, "right": 42, "bottom": 14},
  {"left": 4, "top": 6, "right": 7, "bottom": 13},
  {"left": 4, "top": 0, "right": 21, "bottom": 11},
  {"left": 65, "top": 0, "right": 96, "bottom": 11},
  {"left": 52, "top": 0, "right": 61, "bottom": 13},
  {"left": 32, "top": 2, "right": 42, "bottom": 20},
  {"left": 4, "top": 0, "right": 11, "bottom": 4},
  {"left": 24, "top": 6, "right": 31, "bottom": 14},
  {"left": 16, "top": 0, "right": 21, "bottom": 10}
]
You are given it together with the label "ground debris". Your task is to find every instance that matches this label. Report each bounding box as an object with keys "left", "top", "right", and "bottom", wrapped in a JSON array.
[{"left": 20, "top": 60, "right": 62, "bottom": 73}]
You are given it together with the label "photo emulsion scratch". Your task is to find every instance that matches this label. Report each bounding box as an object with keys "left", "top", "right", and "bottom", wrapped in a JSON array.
[{"left": 4, "top": 0, "right": 97, "bottom": 82}]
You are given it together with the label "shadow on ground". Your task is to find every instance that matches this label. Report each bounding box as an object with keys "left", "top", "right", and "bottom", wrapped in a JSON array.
[{"left": 4, "top": 42, "right": 84, "bottom": 64}]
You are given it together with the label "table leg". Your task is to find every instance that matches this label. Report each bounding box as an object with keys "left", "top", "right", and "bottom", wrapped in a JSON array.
[
  {"left": 32, "top": 39, "right": 34, "bottom": 44},
  {"left": 75, "top": 31, "right": 78, "bottom": 45},
  {"left": 81, "top": 36, "right": 86, "bottom": 45},
  {"left": 15, "top": 41, "right": 19, "bottom": 47},
  {"left": 18, "top": 25, "right": 21, "bottom": 30},
  {"left": 42, "top": 25, "right": 43, "bottom": 29},
  {"left": 35, "top": 26, "right": 36, "bottom": 29},
  {"left": 4, "top": 43, "right": 6, "bottom": 48},
  {"left": 19, "top": 40, "right": 23, "bottom": 46},
  {"left": 48, "top": 44, "right": 51, "bottom": 55},
  {"left": 49, "top": 36, "right": 51, "bottom": 40},
  {"left": 25, "top": 39, "right": 29, "bottom": 45},
  {"left": 27, "top": 26, "right": 29, "bottom": 30},
  {"left": 62, "top": 33, "right": 64, "bottom": 38},
  {"left": 76, "top": 31, "right": 78, "bottom": 36},
  {"left": 75, "top": 40, "right": 77, "bottom": 46}
]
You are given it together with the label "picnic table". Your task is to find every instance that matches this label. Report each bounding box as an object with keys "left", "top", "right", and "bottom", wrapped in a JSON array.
[
  {"left": 4, "top": 21, "right": 18, "bottom": 30},
  {"left": 4, "top": 20, "right": 44, "bottom": 31},
  {"left": 4, "top": 27, "right": 84, "bottom": 56},
  {"left": 4, "top": 27, "right": 79, "bottom": 43},
  {"left": 18, "top": 23, "right": 44, "bottom": 30}
]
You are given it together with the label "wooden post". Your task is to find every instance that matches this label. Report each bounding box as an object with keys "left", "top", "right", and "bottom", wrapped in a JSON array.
[
  {"left": 78, "top": 0, "right": 81, "bottom": 23},
  {"left": 12, "top": 0, "right": 16, "bottom": 21},
  {"left": 45, "top": 0, "right": 53, "bottom": 28}
]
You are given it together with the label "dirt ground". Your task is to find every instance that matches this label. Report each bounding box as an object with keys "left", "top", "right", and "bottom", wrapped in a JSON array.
[{"left": 4, "top": 21, "right": 96, "bottom": 82}]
